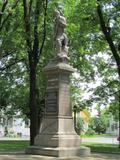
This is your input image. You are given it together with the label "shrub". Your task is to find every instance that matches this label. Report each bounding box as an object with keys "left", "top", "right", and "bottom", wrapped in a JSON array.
[
  {"left": 89, "top": 116, "right": 108, "bottom": 134},
  {"left": 76, "top": 118, "right": 84, "bottom": 135},
  {"left": 85, "top": 128, "right": 95, "bottom": 136}
]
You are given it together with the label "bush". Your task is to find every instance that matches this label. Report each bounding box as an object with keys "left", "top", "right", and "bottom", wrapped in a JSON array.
[
  {"left": 76, "top": 118, "right": 84, "bottom": 135},
  {"left": 89, "top": 116, "right": 108, "bottom": 134},
  {"left": 85, "top": 128, "right": 95, "bottom": 136}
]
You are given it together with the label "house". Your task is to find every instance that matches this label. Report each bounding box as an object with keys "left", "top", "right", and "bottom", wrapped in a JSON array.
[
  {"left": 0, "top": 111, "right": 30, "bottom": 137},
  {"left": 106, "top": 114, "right": 119, "bottom": 136}
]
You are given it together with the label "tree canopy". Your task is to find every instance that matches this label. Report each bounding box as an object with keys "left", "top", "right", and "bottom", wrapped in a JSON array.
[{"left": 0, "top": 0, "right": 120, "bottom": 144}]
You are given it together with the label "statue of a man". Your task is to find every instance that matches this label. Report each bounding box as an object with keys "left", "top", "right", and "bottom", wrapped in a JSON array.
[{"left": 54, "top": 10, "right": 68, "bottom": 54}]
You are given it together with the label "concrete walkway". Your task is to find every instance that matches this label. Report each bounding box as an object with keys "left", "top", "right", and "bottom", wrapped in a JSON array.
[
  {"left": 82, "top": 136, "right": 118, "bottom": 144},
  {"left": 0, "top": 136, "right": 118, "bottom": 144},
  {"left": 0, "top": 153, "right": 119, "bottom": 160}
]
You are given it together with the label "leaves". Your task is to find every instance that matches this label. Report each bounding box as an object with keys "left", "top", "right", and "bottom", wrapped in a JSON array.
[{"left": 0, "top": 0, "right": 120, "bottom": 125}]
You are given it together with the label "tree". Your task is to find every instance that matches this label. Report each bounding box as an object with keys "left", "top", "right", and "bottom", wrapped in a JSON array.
[
  {"left": 89, "top": 104, "right": 109, "bottom": 135},
  {"left": 0, "top": 0, "right": 23, "bottom": 64},
  {"left": 22, "top": 0, "right": 48, "bottom": 145},
  {"left": 64, "top": 0, "right": 119, "bottom": 119},
  {"left": 105, "top": 100, "right": 119, "bottom": 121},
  {"left": 89, "top": 115, "right": 108, "bottom": 134},
  {"left": 0, "top": 0, "right": 120, "bottom": 146},
  {"left": 0, "top": 0, "right": 48, "bottom": 145},
  {"left": 96, "top": 0, "right": 120, "bottom": 147},
  {"left": 97, "top": 0, "right": 120, "bottom": 77},
  {"left": 0, "top": 0, "right": 20, "bottom": 32}
]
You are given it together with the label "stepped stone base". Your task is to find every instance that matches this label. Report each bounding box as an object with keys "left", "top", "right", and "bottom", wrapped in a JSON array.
[
  {"left": 26, "top": 146, "right": 90, "bottom": 157},
  {"left": 25, "top": 116, "right": 90, "bottom": 157}
]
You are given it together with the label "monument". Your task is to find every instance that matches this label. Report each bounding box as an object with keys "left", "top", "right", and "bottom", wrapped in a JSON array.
[{"left": 26, "top": 9, "right": 90, "bottom": 157}]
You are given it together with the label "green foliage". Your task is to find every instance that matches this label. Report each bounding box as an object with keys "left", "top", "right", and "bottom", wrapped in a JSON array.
[
  {"left": 71, "top": 76, "right": 87, "bottom": 112},
  {"left": 0, "top": 140, "right": 29, "bottom": 151},
  {"left": 0, "top": 0, "right": 120, "bottom": 130},
  {"left": 89, "top": 116, "right": 109, "bottom": 134},
  {"left": 76, "top": 118, "right": 84, "bottom": 135},
  {"left": 82, "top": 142, "right": 120, "bottom": 154},
  {"left": 105, "top": 101, "right": 119, "bottom": 120},
  {"left": 64, "top": 0, "right": 120, "bottom": 117},
  {"left": 0, "top": 0, "right": 47, "bottom": 119},
  {"left": 85, "top": 128, "right": 95, "bottom": 136}
]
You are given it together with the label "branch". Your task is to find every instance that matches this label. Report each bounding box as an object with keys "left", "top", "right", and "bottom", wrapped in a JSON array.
[
  {"left": 33, "top": 0, "right": 41, "bottom": 63},
  {"left": 97, "top": 0, "right": 120, "bottom": 77},
  {"left": 38, "top": 0, "right": 48, "bottom": 60},
  {"left": 109, "top": 89, "right": 120, "bottom": 97},
  {"left": 29, "top": 0, "right": 33, "bottom": 17},
  {"left": 23, "top": 0, "right": 32, "bottom": 56},
  {"left": 0, "top": 51, "right": 16, "bottom": 60},
  {"left": 0, "top": 0, "right": 8, "bottom": 25},
  {"left": 0, "top": 0, "right": 20, "bottom": 31},
  {"left": 24, "top": 60, "right": 30, "bottom": 72},
  {"left": 0, "top": 58, "right": 25, "bottom": 71}
]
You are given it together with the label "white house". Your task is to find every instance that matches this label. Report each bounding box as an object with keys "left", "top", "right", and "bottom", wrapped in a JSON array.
[
  {"left": 106, "top": 114, "right": 119, "bottom": 136},
  {"left": 0, "top": 112, "right": 30, "bottom": 137}
]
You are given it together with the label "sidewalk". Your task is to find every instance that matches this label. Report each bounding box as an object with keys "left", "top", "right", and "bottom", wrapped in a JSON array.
[
  {"left": 0, "top": 153, "right": 119, "bottom": 160},
  {"left": 82, "top": 136, "right": 118, "bottom": 144},
  {"left": 0, "top": 136, "right": 29, "bottom": 141}
]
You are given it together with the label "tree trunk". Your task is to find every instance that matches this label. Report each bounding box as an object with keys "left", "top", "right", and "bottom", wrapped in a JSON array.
[
  {"left": 74, "top": 109, "right": 77, "bottom": 132},
  {"left": 23, "top": 0, "right": 48, "bottom": 145},
  {"left": 29, "top": 62, "right": 38, "bottom": 145}
]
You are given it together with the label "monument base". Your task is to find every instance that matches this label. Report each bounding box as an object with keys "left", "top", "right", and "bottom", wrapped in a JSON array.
[
  {"left": 25, "top": 55, "right": 90, "bottom": 158},
  {"left": 26, "top": 146, "right": 90, "bottom": 157},
  {"left": 25, "top": 116, "right": 90, "bottom": 157}
]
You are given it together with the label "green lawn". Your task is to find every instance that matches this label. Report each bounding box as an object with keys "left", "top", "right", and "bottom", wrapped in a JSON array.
[
  {"left": 82, "top": 142, "right": 120, "bottom": 154},
  {"left": 0, "top": 140, "right": 120, "bottom": 154},
  {"left": 0, "top": 140, "right": 29, "bottom": 151}
]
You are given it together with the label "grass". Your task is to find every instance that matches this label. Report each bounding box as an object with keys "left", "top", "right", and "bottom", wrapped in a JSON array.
[
  {"left": 82, "top": 142, "right": 120, "bottom": 154},
  {"left": 0, "top": 140, "right": 29, "bottom": 151},
  {"left": 0, "top": 140, "right": 120, "bottom": 154}
]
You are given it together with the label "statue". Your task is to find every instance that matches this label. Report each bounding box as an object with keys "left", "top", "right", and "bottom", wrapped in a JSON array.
[{"left": 54, "top": 10, "right": 68, "bottom": 55}]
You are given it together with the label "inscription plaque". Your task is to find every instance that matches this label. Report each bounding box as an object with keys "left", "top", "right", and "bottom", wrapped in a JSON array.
[{"left": 46, "top": 91, "right": 57, "bottom": 112}]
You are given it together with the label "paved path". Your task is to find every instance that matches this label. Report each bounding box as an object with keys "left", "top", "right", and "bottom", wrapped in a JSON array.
[
  {"left": 82, "top": 136, "right": 118, "bottom": 144},
  {"left": 0, "top": 153, "right": 120, "bottom": 160},
  {"left": 0, "top": 137, "right": 29, "bottom": 141},
  {"left": 0, "top": 136, "right": 118, "bottom": 144}
]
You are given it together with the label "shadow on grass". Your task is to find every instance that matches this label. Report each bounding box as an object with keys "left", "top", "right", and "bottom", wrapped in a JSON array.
[{"left": 82, "top": 142, "right": 120, "bottom": 154}]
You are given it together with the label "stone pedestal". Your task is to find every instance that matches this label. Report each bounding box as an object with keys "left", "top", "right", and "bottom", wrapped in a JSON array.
[{"left": 26, "top": 55, "right": 90, "bottom": 157}]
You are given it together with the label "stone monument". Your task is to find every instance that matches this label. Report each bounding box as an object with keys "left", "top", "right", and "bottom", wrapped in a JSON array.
[{"left": 26, "top": 9, "right": 90, "bottom": 157}]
